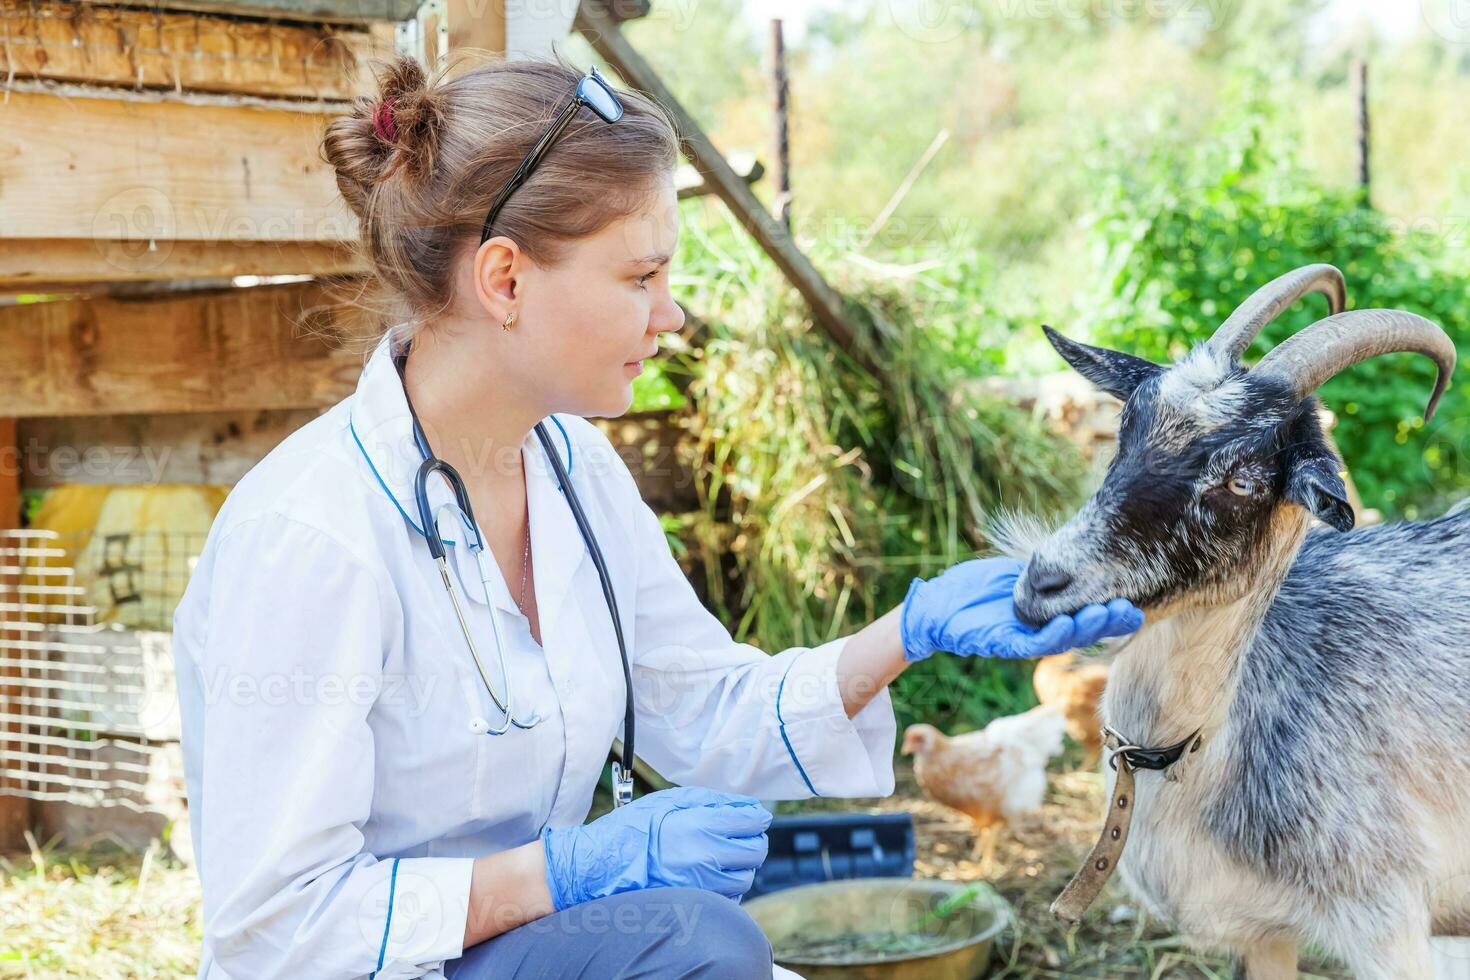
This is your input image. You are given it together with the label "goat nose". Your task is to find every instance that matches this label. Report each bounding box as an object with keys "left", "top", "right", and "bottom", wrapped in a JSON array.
[{"left": 1026, "top": 563, "right": 1073, "bottom": 597}]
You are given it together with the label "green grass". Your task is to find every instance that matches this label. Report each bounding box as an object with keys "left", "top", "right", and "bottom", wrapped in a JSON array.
[{"left": 0, "top": 832, "right": 200, "bottom": 979}]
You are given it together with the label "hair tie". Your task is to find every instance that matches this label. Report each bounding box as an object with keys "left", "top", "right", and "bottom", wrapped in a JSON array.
[{"left": 373, "top": 97, "right": 398, "bottom": 143}]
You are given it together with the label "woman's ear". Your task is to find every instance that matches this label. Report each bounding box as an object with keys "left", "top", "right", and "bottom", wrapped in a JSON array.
[{"left": 472, "top": 235, "right": 521, "bottom": 320}]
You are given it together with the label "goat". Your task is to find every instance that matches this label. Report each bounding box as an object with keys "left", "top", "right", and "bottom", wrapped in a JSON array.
[{"left": 1001, "top": 264, "right": 1470, "bottom": 980}]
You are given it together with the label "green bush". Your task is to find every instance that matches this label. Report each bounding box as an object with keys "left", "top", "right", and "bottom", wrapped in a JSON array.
[
  {"left": 667, "top": 203, "right": 1089, "bottom": 731},
  {"left": 1085, "top": 87, "right": 1470, "bottom": 517}
]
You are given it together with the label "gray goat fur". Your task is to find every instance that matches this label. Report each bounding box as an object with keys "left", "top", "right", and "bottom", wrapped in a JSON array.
[{"left": 1003, "top": 266, "right": 1470, "bottom": 979}]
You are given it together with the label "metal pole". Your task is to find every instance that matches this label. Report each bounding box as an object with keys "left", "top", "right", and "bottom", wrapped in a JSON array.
[
  {"left": 1354, "top": 58, "right": 1371, "bottom": 207},
  {"left": 769, "top": 18, "right": 791, "bottom": 231}
]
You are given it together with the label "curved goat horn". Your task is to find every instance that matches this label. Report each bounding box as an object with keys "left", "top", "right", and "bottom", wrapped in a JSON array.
[
  {"left": 1253, "top": 309, "right": 1457, "bottom": 422},
  {"left": 1208, "top": 264, "right": 1346, "bottom": 363}
]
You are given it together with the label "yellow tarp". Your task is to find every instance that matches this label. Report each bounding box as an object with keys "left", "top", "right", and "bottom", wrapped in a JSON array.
[{"left": 27, "top": 484, "right": 230, "bottom": 630}]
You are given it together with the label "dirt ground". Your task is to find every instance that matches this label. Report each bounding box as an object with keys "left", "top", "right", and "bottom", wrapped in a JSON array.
[
  {"left": 1, "top": 748, "right": 1353, "bottom": 978},
  {"left": 778, "top": 750, "right": 1350, "bottom": 980}
]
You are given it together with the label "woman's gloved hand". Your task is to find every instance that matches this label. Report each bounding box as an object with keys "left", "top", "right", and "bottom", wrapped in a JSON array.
[
  {"left": 540, "top": 786, "right": 771, "bottom": 911},
  {"left": 901, "top": 556, "right": 1143, "bottom": 662}
]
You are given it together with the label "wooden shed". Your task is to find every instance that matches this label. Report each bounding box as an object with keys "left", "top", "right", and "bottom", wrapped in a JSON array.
[
  {"left": 0, "top": 0, "right": 583, "bottom": 855},
  {"left": 0, "top": 0, "right": 853, "bottom": 855}
]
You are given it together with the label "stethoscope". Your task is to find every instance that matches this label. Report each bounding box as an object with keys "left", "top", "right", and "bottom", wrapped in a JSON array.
[{"left": 390, "top": 350, "right": 637, "bottom": 807}]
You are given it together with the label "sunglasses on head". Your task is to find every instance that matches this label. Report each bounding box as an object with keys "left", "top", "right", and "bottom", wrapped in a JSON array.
[{"left": 478, "top": 66, "right": 625, "bottom": 246}]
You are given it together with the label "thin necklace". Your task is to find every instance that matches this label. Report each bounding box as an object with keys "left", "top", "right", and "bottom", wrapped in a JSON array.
[{"left": 517, "top": 520, "right": 530, "bottom": 613}]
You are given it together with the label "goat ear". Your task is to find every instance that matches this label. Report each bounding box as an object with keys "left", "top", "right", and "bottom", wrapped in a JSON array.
[
  {"left": 1285, "top": 451, "right": 1355, "bottom": 532},
  {"left": 1042, "top": 325, "right": 1163, "bottom": 401}
]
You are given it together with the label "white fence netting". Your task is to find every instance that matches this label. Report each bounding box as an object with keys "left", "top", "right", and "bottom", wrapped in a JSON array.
[{"left": 0, "top": 529, "right": 185, "bottom": 815}]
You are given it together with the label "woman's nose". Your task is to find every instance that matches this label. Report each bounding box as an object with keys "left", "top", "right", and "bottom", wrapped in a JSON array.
[{"left": 654, "top": 298, "right": 686, "bottom": 335}]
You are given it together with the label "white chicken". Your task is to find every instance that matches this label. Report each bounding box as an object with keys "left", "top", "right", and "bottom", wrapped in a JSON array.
[
  {"left": 1032, "top": 652, "right": 1110, "bottom": 760},
  {"left": 901, "top": 705, "right": 1068, "bottom": 871}
]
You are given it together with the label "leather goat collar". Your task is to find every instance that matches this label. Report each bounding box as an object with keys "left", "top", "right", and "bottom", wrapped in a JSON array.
[
  {"left": 1102, "top": 724, "right": 1203, "bottom": 774},
  {"left": 1050, "top": 724, "right": 1204, "bottom": 923}
]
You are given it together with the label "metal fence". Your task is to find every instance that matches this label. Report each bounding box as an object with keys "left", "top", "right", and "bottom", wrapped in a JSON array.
[{"left": 0, "top": 529, "right": 195, "bottom": 814}]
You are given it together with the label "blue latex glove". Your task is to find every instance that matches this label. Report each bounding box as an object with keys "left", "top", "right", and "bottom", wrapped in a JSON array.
[
  {"left": 541, "top": 786, "right": 771, "bottom": 911},
  {"left": 901, "top": 556, "right": 1144, "bottom": 662}
]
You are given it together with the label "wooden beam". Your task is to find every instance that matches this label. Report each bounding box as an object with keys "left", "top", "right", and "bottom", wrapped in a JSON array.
[
  {"left": 18, "top": 409, "right": 321, "bottom": 487},
  {"left": 599, "top": 0, "right": 650, "bottom": 23},
  {"left": 675, "top": 152, "right": 764, "bottom": 200},
  {"left": 0, "top": 421, "right": 32, "bottom": 852},
  {"left": 446, "top": 0, "right": 506, "bottom": 67},
  {"left": 0, "top": 282, "right": 371, "bottom": 417},
  {"left": 1, "top": 2, "right": 390, "bottom": 100},
  {"left": 0, "top": 241, "right": 364, "bottom": 292},
  {"left": 574, "top": 0, "right": 874, "bottom": 374},
  {"left": 99, "top": 0, "right": 424, "bottom": 24},
  {"left": 397, "top": 0, "right": 507, "bottom": 76},
  {"left": 590, "top": 412, "right": 696, "bottom": 514},
  {"left": 0, "top": 421, "right": 17, "bottom": 526},
  {"left": 0, "top": 90, "right": 355, "bottom": 244}
]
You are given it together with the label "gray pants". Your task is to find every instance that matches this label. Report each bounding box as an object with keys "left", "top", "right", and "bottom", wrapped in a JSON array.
[{"left": 443, "top": 887, "right": 774, "bottom": 979}]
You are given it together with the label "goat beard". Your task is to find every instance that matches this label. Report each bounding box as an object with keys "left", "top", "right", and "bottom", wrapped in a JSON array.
[{"left": 985, "top": 508, "right": 1055, "bottom": 562}]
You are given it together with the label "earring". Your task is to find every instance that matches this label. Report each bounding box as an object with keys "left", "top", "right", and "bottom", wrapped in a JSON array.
[{"left": 502, "top": 310, "right": 517, "bottom": 331}]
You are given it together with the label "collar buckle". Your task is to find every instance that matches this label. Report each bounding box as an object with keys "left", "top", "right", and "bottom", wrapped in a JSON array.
[{"left": 1102, "top": 724, "right": 1203, "bottom": 774}]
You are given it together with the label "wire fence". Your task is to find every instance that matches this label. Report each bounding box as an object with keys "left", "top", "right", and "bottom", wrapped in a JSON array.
[
  {"left": 0, "top": 529, "right": 198, "bottom": 814},
  {"left": 64, "top": 527, "right": 206, "bottom": 633}
]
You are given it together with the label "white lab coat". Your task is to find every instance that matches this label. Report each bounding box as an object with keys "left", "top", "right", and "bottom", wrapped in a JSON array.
[{"left": 171, "top": 327, "right": 897, "bottom": 980}]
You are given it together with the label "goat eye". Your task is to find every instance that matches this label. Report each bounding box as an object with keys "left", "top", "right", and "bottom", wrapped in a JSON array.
[{"left": 1227, "top": 476, "right": 1256, "bottom": 497}]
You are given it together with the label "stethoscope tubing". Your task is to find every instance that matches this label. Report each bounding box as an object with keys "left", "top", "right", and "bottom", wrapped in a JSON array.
[
  {"left": 392, "top": 350, "right": 636, "bottom": 801},
  {"left": 430, "top": 498, "right": 539, "bottom": 734},
  {"left": 533, "top": 423, "right": 635, "bottom": 788}
]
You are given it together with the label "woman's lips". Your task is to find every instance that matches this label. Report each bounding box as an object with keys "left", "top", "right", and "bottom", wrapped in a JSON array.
[{"left": 624, "top": 350, "right": 655, "bottom": 377}]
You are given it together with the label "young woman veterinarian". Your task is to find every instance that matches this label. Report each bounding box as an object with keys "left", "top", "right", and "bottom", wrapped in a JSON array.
[{"left": 170, "top": 56, "right": 1143, "bottom": 980}]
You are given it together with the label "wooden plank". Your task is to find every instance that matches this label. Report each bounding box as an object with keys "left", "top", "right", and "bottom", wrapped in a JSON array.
[
  {"left": 99, "top": 0, "right": 423, "bottom": 24},
  {"left": 675, "top": 152, "right": 763, "bottom": 200},
  {"left": 590, "top": 412, "right": 696, "bottom": 513},
  {"left": 0, "top": 282, "right": 371, "bottom": 417},
  {"left": 400, "top": 0, "right": 505, "bottom": 75},
  {"left": 0, "top": 421, "right": 32, "bottom": 851},
  {"left": 0, "top": 241, "right": 364, "bottom": 291},
  {"left": 0, "top": 2, "right": 390, "bottom": 100},
  {"left": 447, "top": 0, "right": 505, "bottom": 64},
  {"left": 600, "top": 0, "right": 650, "bottom": 23},
  {"left": 0, "top": 90, "right": 356, "bottom": 243},
  {"left": 18, "top": 409, "right": 320, "bottom": 487},
  {"left": 575, "top": 0, "right": 877, "bottom": 376},
  {"left": 0, "top": 421, "right": 16, "bottom": 528},
  {"left": 20, "top": 409, "right": 689, "bottom": 503}
]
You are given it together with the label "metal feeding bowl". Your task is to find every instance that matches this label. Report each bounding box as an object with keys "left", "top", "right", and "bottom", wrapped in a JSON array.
[{"left": 744, "top": 878, "right": 1011, "bottom": 980}]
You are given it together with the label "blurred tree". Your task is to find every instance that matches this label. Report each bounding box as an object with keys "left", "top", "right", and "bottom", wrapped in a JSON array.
[{"left": 619, "top": 0, "right": 761, "bottom": 132}]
